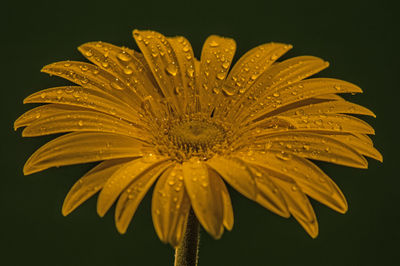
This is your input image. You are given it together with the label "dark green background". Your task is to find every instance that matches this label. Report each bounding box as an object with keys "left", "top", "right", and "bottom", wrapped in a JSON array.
[{"left": 2, "top": 0, "right": 398, "bottom": 265}]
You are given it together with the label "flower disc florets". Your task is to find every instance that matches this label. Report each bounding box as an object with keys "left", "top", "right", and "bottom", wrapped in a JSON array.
[{"left": 155, "top": 114, "right": 232, "bottom": 162}]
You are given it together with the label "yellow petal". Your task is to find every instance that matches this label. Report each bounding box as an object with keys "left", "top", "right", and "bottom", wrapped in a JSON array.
[
  {"left": 206, "top": 155, "right": 257, "bottom": 200},
  {"left": 280, "top": 100, "right": 375, "bottom": 117},
  {"left": 254, "top": 132, "right": 368, "bottom": 168},
  {"left": 313, "top": 94, "right": 345, "bottom": 101},
  {"left": 15, "top": 104, "right": 80, "bottom": 130},
  {"left": 240, "top": 78, "right": 363, "bottom": 123},
  {"left": 133, "top": 30, "right": 188, "bottom": 115},
  {"left": 114, "top": 160, "right": 171, "bottom": 234},
  {"left": 20, "top": 108, "right": 148, "bottom": 140},
  {"left": 78, "top": 41, "right": 167, "bottom": 118},
  {"left": 199, "top": 35, "right": 236, "bottom": 115},
  {"left": 275, "top": 114, "right": 375, "bottom": 135},
  {"left": 228, "top": 56, "right": 329, "bottom": 122},
  {"left": 62, "top": 158, "right": 133, "bottom": 216},
  {"left": 224, "top": 43, "right": 292, "bottom": 96},
  {"left": 167, "top": 36, "right": 198, "bottom": 114},
  {"left": 327, "top": 134, "right": 382, "bottom": 162},
  {"left": 97, "top": 155, "right": 169, "bottom": 217},
  {"left": 249, "top": 165, "right": 290, "bottom": 218},
  {"left": 78, "top": 41, "right": 159, "bottom": 95},
  {"left": 182, "top": 158, "right": 224, "bottom": 239},
  {"left": 24, "top": 132, "right": 149, "bottom": 175},
  {"left": 22, "top": 86, "right": 143, "bottom": 125},
  {"left": 236, "top": 150, "right": 347, "bottom": 213},
  {"left": 209, "top": 168, "right": 234, "bottom": 231},
  {"left": 272, "top": 176, "right": 319, "bottom": 238},
  {"left": 152, "top": 164, "right": 191, "bottom": 247},
  {"left": 41, "top": 61, "right": 141, "bottom": 109}
]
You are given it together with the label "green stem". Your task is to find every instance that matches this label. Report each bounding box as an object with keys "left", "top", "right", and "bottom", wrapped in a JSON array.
[{"left": 174, "top": 209, "right": 200, "bottom": 266}]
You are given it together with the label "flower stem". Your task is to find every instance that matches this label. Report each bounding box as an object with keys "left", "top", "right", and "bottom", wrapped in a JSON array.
[{"left": 174, "top": 209, "right": 200, "bottom": 266}]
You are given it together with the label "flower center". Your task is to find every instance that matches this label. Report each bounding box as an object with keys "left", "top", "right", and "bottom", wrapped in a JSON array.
[
  {"left": 155, "top": 117, "right": 229, "bottom": 162},
  {"left": 169, "top": 120, "right": 226, "bottom": 151}
]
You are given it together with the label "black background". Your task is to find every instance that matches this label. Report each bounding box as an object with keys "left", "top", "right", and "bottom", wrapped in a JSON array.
[{"left": 2, "top": 0, "right": 399, "bottom": 265}]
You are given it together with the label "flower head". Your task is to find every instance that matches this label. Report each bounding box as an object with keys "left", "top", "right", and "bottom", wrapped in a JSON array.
[{"left": 15, "top": 30, "right": 382, "bottom": 247}]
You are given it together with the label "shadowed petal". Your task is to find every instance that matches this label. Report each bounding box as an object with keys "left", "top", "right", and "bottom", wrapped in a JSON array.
[
  {"left": 152, "top": 164, "right": 191, "bottom": 247},
  {"left": 182, "top": 158, "right": 224, "bottom": 239},
  {"left": 206, "top": 155, "right": 257, "bottom": 200},
  {"left": 209, "top": 168, "right": 234, "bottom": 230},
  {"left": 114, "top": 160, "right": 171, "bottom": 234},
  {"left": 97, "top": 155, "right": 170, "bottom": 217},
  {"left": 236, "top": 150, "right": 348, "bottom": 213},
  {"left": 62, "top": 158, "right": 134, "bottom": 216}
]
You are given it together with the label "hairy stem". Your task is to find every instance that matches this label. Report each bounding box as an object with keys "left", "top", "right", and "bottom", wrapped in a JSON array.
[{"left": 174, "top": 209, "right": 200, "bottom": 266}]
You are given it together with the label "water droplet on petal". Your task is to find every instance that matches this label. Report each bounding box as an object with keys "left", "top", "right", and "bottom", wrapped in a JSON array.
[
  {"left": 209, "top": 41, "right": 219, "bottom": 47},
  {"left": 166, "top": 63, "right": 178, "bottom": 76},
  {"left": 117, "top": 52, "right": 131, "bottom": 62},
  {"left": 216, "top": 72, "right": 225, "bottom": 80},
  {"left": 123, "top": 67, "right": 133, "bottom": 75}
]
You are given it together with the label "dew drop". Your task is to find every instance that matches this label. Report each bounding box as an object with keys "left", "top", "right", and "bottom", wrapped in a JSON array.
[
  {"left": 216, "top": 72, "right": 225, "bottom": 80},
  {"left": 123, "top": 67, "right": 133, "bottom": 75},
  {"left": 166, "top": 63, "right": 178, "bottom": 76},
  {"left": 117, "top": 52, "right": 131, "bottom": 62},
  {"left": 186, "top": 68, "right": 194, "bottom": 78},
  {"left": 85, "top": 50, "right": 93, "bottom": 57},
  {"left": 222, "top": 62, "right": 230, "bottom": 69},
  {"left": 209, "top": 41, "right": 219, "bottom": 47},
  {"left": 78, "top": 120, "right": 83, "bottom": 126}
]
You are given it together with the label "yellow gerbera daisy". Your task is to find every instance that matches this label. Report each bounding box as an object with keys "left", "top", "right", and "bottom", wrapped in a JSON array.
[{"left": 15, "top": 30, "right": 381, "bottom": 251}]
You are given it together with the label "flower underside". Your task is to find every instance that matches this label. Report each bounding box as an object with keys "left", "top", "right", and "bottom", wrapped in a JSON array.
[{"left": 15, "top": 29, "right": 381, "bottom": 247}]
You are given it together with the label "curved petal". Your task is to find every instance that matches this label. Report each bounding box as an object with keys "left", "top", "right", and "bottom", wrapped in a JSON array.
[
  {"left": 275, "top": 114, "right": 375, "bottom": 135},
  {"left": 97, "top": 155, "right": 169, "bottom": 217},
  {"left": 78, "top": 41, "right": 168, "bottom": 119},
  {"left": 235, "top": 150, "right": 347, "bottom": 214},
  {"left": 152, "top": 164, "right": 191, "bottom": 247},
  {"left": 133, "top": 30, "right": 192, "bottom": 116},
  {"left": 199, "top": 35, "right": 236, "bottom": 115},
  {"left": 20, "top": 108, "right": 148, "bottom": 140},
  {"left": 271, "top": 174, "right": 319, "bottom": 238},
  {"left": 24, "top": 132, "right": 149, "bottom": 175},
  {"left": 62, "top": 158, "right": 134, "bottom": 216},
  {"left": 327, "top": 134, "right": 382, "bottom": 162},
  {"left": 114, "top": 159, "right": 171, "bottom": 234},
  {"left": 182, "top": 158, "right": 224, "bottom": 239},
  {"left": 241, "top": 78, "right": 363, "bottom": 123},
  {"left": 280, "top": 100, "right": 375, "bottom": 117},
  {"left": 224, "top": 43, "right": 292, "bottom": 96},
  {"left": 22, "top": 86, "right": 144, "bottom": 125},
  {"left": 228, "top": 56, "right": 329, "bottom": 122},
  {"left": 249, "top": 165, "right": 290, "bottom": 218},
  {"left": 206, "top": 155, "right": 257, "bottom": 200},
  {"left": 41, "top": 61, "right": 141, "bottom": 109},
  {"left": 253, "top": 132, "right": 368, "bottom": 168},
  {"left": 209, "top": 168, "right": 234, "bottom": 230},
  {"left": 167, "top": 36, "right": 198, "bottom": 114}
]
